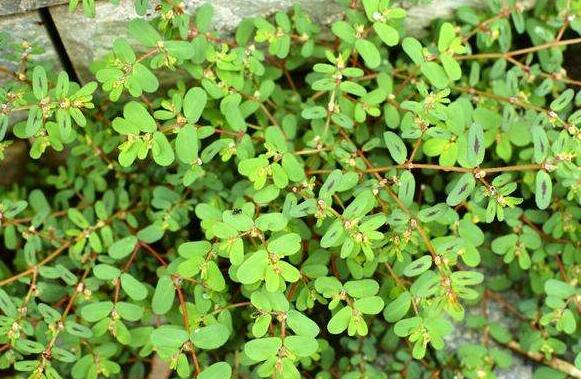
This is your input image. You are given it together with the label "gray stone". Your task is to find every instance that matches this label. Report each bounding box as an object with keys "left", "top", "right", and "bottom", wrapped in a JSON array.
[
  {"left": 50, "top": 0, "right": 486, "bottom": 82},
  {"left": 445, "top": 298, "right": 534, "bottom": 379},
  {"left": 0, "top": 0, "right": 67, "bottom": 16},
  {"left": 0, "top": 10, "right": 60, "bottom": 82}
]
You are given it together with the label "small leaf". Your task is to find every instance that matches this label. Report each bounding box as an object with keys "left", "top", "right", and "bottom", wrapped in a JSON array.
[
  {"left": 544, "top": 279, "right": 575, "bottom": 299},
  {"left": 374, "top": 22, "right": 399, "bottom": 46},
  {"left": 287, "top": 310, "right": 320, "bottom": 338},
  {"left": 446, "top": 173, "right": 475, "bottom": 206},
  {"left": 120, "top": 273, "right": 148, "bottom": 301},
  {"left": 284, "top": 335, "right": 319, "bottom": 357},
  {"left": 384, "top": 292, "right": 412, "bottom": 322},
  {"left": 550, "top": 89, "right": 574, "bottom": 112},
  {"left": 441, "top": 54, "right": 461, "bottom": 81},
  {"left": 237, "top": 250, "right": 267, "bottom": 284},
  {"left": 152, "top": 131, "right": 175, "bottom": 166},
  {"left": 535, "top": 170, "right": 552, "bottom": 210},
  {"left": 32, "top": 66, "right": 48, "bottom": 100},
  {"left": 184, "top": 87, "right": 207, "bottom": 123},
  {"left": 531, "top": 127, "right": 549, "bottom": 164},
  {"left": 199, "top": 362, "right": 232, "bottom": 379},
  {"left": 398, "top": 170, "right": 415, "bottom": 207},
  {"left": 109, "top": 236, "right": 138, "bottom": 259},
  {"left": 467, "top": 123, "right": 485, "bottom": 167},
  {"left": 151, "top": 325, "right": 188, "bottom": 348},
  {"left": 355, "top": 39, "right": 381, "bottom": 69},
  {"left": 128, "top": 19, "right": 161, "bottom": 47},
  {"left": 176, "top": 125, "right": 198, "bottom": 164},
  {"left": 438, "top": 22, "right": 456, "bottom": 52},
  {"left": 420, "top": 62, "right": 449, "bottom": 89},
  {"left": 0, "top": 289, "right": 17, "bottom": 317},
  {"left": 327, "top": 306, "right": 352, "bottom": 334},
  {"left": 383, "top": 131, "right": 407, "bottom": 164},
  {"left": 404, "top": 256, "right": 432, "bottom": 277},
  {"left": 353, "top": 296, "right": 384, "bottom": 315},
  {"left": 418, "top": 203, "right": 448, "bottom": 222},
  {"left": 191, "top": 324, "right": 230, "bottom": 349},
  {"left": 152, "top": 275, "right": 175, "bottom": 315},
  {"left": 81, "top": 301, "right": 114, "bottom": 322},
  {"left": 402, "top": 37, "right": 424, "bottom": 65},
  {"left": 244, "top": 337, "right": 282, "bottom": 361},
  {"left": 319, "top": 170, "right": 342, "bottom": 199}
]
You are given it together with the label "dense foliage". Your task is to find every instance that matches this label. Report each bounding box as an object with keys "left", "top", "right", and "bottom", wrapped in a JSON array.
[{"left": 0, "top": 0, "right": 580, "bottom": 378}]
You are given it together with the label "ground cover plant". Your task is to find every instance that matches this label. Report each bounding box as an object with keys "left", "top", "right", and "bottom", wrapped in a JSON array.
[{"left": 0, "top": 0, "right": 580, "bottom": 378}]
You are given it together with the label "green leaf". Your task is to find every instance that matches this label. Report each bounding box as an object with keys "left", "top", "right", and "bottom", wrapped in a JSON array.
[
  {"left": 199, "top": 362, "right": 232, "bottom": 379},
  {"left": 244, "top": 337, "right": 282, "bottom": 361},
  {"left": 287, "top": 310, "right": 320, "bottom": 338},
  {"left": 191, "top": 324, "right": 230, "bottom": 349},
  {"left": 124, "top": 101, "right": 156, "bottom": 133},
  {"left": 267, "top": 233, "right": 301, "bottom": 256},
  {"left": 120, "top": 273, "right": 148, "bottom": 301},
  {"left": 354, "top": 296, "right": 384, "bottom": 314},
  {"left": 128, "top": 19, "right": 161, "bottom": 47},
  {"left": 374, "top": 22, "right": 399, "bottom": 46},
  {"left": 440, "top": 54, "right": 461, "bottom": 81},
  {"left": 321, "top": 219, "right": 345, "bottom": 248},
  {"left": 133, "top": 63, "right": 159, "bottom": 93},
  {"left": 466, "top": 123, "right": 485, "bottom": 167},
  {"left": 420, "top": 62, "right": 449, "bottom": 89},
  {"left": 109, "top": 236, "right": 138, "bottom": 259},
  {"left": 184, "top": 87, "right": 207, "bottom": 124},
  {"left": 361, "top": 0, "right": 379, "bottom": 20},
  {"left": 152, "top": 275, "right": 175, "bottom": 315},
  {"left": 438, "top": 22, "right": 456, "bottom": 52},
  {"left": 0, "top": 289, "right": 17, "bottom": 317},
  {"left": 81, "top": 301, "right": 114, "bottom": 322},
  {"left": 398, "top": 170, "right": 415, "bottom": 207},
  {"left": 237, "top": 250, "right": 267, "bottom": 284},
  {"left": 93, "top": 264, "right": 121, "bottom": 281},
  {"left": 383, "top": 292, "right": 412, "bottom": 322},
  {"left": 327, "top": 306, "right": 352, "bottom": 334},
  {"left": 446, "top": 173, "right": 475, "bottom": 206},
  {"left": 319, "top": 170, "right": 342, "bottom": 199},
  {"left": 165, "top": 41, "right": 195, "bottom": 60},
  {"left": 394, "top": 316, "right": 421, "bottom": 337},
  {"left": 116, "top": 302, "right": 144, "bottom": 321},
  {"left": 404, "top": 256, "right": 432, "bottom": 277},
  {"left": 544, "top": 279, "right": 575, "bottom": 299},
  {"left": 531, "top": 127, "right": 549, "bottom": 163},
  {"left": 383, "top": 131, "right": 407, "bottom": 164},
  {"left": 220, "top": 94, "right": 246, "bottom": 131},
  {"left": 195, "top": 3, "right": 214, "bottom": 32},
  {"left": 284, "top": 335, "right": 318, "bottom": 357},
  {"left": 15, "top": 339, "right": 45, "bottom": 354},
  {"left": 418, "top": 203, "right": 448, "bottom": 222},
  {"left": 32, "top": 66, "right": 48, "bottom": 100},
  {"left": 151, "top": 325, "right": 188, "bottom": 348},
  {"left": 550, "top": 89, "right": 574, "bottom": 111},
  {"left": 67, "top": 208, "right": 90, "bottom": 229},
  {"left": 152, "top": 131, "right": 175, "bottom": 166},
  {"left": 355, "top": 39, "right": 381, "bottom": 69},
  {"left": 65, "top": 322, "right": 93, "bottom": 338},
  {"left": 331, "top": 21, "right": 355, "bottom": 44},
  {"left": 344, "top": 279, "right": 379, "bottom": 298},
  {"left": 402, "top": 37, "right": 424, "bottom": 65},
  {"left": 176, "top": 125, "right": 199, "bottom": 164},
  {"left": 535, "top": 170, "right": 552, "bottom": 210}
]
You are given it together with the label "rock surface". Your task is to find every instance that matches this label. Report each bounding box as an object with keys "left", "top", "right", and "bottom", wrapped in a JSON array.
[
  {"left": 0, "top": 10, "right": 60, "bottom": 78},
  {"left": 49, "top": 0, "right": 484, "bottom": 82},
  {"left": 0, "top": 0, "right": 66, "bottom": 16},
  {"left": 445, "top": 297, "right": 534, "bottom": 379}
]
